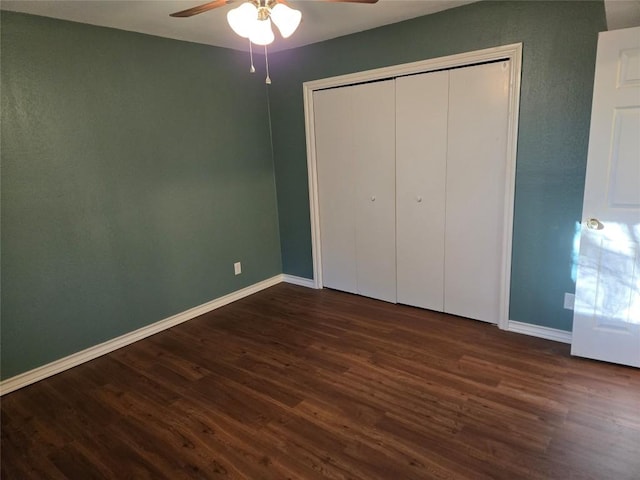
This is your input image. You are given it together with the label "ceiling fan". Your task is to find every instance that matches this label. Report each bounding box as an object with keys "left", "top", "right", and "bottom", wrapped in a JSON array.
[
  {"left": 171, "top": 0, "right": 378, "bottom": 18},
  {"left": 170, "top": 0, "right": 378, "bottom": 82},
  {"left": 170, "top": 0, "right": 378, "bottom": 45}
]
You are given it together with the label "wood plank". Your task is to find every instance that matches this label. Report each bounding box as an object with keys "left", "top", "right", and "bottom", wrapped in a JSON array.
[{"left": 2, "top": 284, "right": 639, "bottom": 479}]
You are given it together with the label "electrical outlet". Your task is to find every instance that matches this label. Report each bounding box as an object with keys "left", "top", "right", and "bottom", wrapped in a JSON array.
[
  {"left": 563, "top": 293, "right": 575, "bottom": 310},
  {"left": 234, "top": 262, "right": 242, "bottom": 275}
]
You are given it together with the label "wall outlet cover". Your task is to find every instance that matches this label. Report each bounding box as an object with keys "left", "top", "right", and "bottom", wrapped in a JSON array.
[{"left": 563, "top": 293, "right": 575, "bottom": 310}]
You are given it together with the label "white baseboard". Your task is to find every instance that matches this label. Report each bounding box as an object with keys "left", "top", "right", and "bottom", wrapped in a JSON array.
[
  {"left": 0, "top": 275, "right": 283, "bottom": 396},
  {"left": 2, "top": 277, "right": 571, "bottom": 396},
  {"left": 507, "top": 320, "right": 572, "bottom": 344},
  {"left": 281, "top": 274, "right": 317, "bottom": 288}
]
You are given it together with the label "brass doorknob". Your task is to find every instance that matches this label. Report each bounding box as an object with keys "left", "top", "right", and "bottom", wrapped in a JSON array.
[{"left": 586, "top": 218, "right": 603, "bottom": 230}]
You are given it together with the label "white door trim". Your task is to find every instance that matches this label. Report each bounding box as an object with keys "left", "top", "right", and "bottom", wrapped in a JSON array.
[{"left": 303, "top": 43, "right": 522, "bottom": 330}]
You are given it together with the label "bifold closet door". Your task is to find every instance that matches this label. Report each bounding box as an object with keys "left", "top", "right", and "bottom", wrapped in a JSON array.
[
  {"left": 353, "top": 80, "right": 397, "bottom": 303},
  {"left": 315, "top": 80, "right": 396, "bottom": 302},
  {"left": 315, "top": 86, "right": 357, "bottom": 294},
  {"left": 396, "top": 71, "right": 449, "bottom": 310},
  {"left": 444, "top": 61, "right": 510, "bottom": 323}
]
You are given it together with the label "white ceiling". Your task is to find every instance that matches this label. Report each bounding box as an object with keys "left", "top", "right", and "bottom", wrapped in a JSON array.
[
  {"left": 2, "top": 0, "right": 638, "bottom": 53},
  {"left": 605, "top": 0, "right": 640, "bottom": 30},
  {"left": 0, "top": 0, "right": 478, "bottom": 52}
]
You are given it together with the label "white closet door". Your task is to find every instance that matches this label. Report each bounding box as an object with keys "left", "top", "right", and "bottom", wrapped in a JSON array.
[
  {"left": 396, "top": 71, "right": 449, "bottom": 310},
  {"left": 353, "top": 80, "right": 397, "bottom": 303},
  {"left": 315, "top": 86, "right": 358, "bottom": 294},
  {"left": 445, "top": 61, "right": 510, "bottom": 323},
  {"left": 315, "top": 81, "right": 396, "bottom": 302}
]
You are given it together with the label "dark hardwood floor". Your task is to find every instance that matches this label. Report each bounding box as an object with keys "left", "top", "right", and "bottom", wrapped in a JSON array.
[{"left": 2, "top": 283, "right": 639, "bottom": 479}]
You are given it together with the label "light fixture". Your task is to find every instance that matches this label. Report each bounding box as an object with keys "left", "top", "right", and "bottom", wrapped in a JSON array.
[
  {"left": 171, "top": 0, "right": 376, "bottom": 84},
  {"left": 226, "top": 0, "right": 302, "bottom": 46},
  {"left": 226, "top": 0, "right": 301, "bottom": 83},
  {"left": 270, "top": 4, "right": 302, "bottom": 39},
  {"left": 226, "top": 2, "right": 258, "bottom": 39},
  {"left": 250, "top": 17, "right": 275, "bottom": 46}
]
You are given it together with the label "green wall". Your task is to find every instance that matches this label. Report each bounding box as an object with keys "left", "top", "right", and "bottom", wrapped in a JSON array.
[
  {"left": 1, "top": 12, "right": 282, "bottom": 379},
  {"left": 268, "top": 1, "right": 606, "bottom": 331},
  {"left": 0, "top": 1, "right": 609, "bottom": 379}
]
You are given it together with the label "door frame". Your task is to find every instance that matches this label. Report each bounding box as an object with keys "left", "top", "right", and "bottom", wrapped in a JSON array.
[{"left": 303, "top": 43, "right": 523, "bottom": 330}]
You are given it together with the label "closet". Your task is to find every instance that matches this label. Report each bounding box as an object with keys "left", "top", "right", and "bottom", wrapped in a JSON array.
[{"left": 314, "top": 60, "right": 511, "bottom": 324}]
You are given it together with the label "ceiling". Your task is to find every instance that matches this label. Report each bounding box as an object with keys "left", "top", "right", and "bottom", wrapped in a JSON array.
[
  {"left": 604, "top": 0, "right": 640, "bottom": 30},
  {"left": 0, "top": 0, "right": 478, "bottom": 52},
  {"left": 2, "top": 1, "right": 639, "bottom": 53}
]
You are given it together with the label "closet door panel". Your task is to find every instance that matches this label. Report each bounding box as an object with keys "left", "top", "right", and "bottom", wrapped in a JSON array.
[
  {"left": 353, "top": 80, "right": 397, "bottom": 303},
  {"left": 314, "top": 87, "right": 357, "bottom": 294},
  {"left": 396, "top": 71, "right": 449, "bottom": 310},
  {"left": 445, "top": 61, "right": 510, "bottom": 323}
]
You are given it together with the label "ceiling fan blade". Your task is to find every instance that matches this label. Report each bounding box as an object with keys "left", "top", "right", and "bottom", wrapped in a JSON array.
[{"left": 170, "top": 0, "right": 230, "bottom": 18}]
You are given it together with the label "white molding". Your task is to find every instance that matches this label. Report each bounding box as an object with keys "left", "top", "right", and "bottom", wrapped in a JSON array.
[
  {"left": 497, "top": 44, "right": 523, "bottom": 331},
  {"left": 303, "top": 84, "right": 323, "bottom": 290},
  {"left": 281, "top": 274, "right": 317, "bottom": 288},
  {"left": 508, "top": 320, "right": 573, "bottom": 344},
  {"left": 0, "top": 275, "right": 283, "bottom": 396},
  {"left": 303, "top": 43, "right": 523, "bottom": 330},
  {"left": 0, "top": 272, "right": 574, "bottom": 395},
  {"left": 303, "top": 44, "right": 523, "bottom": 92}
]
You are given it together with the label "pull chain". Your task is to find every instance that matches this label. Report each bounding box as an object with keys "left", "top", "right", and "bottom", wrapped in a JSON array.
[
  {"left": 264, "top": 45, "right": 271, "bottom": 85},
  {"left": 249, "top": 40, "right": 255, "bottom": 73}
]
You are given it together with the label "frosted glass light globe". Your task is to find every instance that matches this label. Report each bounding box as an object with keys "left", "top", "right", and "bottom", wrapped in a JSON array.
[
  {"left": 227, "top": 2, "right": 258, "bottom": 38},
  {"left": 270, "top": 3, "right": 302, "bottom": 38},
  {"left": 249, "top": 18, "right": 275, "bottom": 45}
]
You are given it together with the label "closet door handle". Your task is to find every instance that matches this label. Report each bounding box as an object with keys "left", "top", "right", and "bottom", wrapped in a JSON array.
[
  {"left": 417, "top": 196, "right": 423, "bottom": 203},
  {"left": 371, "top": 196, "right": 376, "bottom": 202}
]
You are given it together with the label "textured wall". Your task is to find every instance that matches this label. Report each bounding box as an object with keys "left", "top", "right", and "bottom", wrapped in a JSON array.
[
  {"left": 0, "top": 2, "right": 609, "bottom": 379},
  {"left": 268, "top": 1, "right": 606, "bottom": 331},
  {"left": 1, "top": 12, "right": 282, "bottom": 379}
]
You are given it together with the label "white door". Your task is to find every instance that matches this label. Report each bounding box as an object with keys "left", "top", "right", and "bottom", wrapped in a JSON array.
[
  {"left": 314, "top": 81, "right": 396, "bottom": 302},
  {"left": 315, "top": 86, "right": 358, "bottom": 294},
  {"left": 571, "top": 26, "right": 640, "bottom": 367},
  {"left": 444, "top": 61, "right": 511, "bottom": 324},
  {"left": 396, "top": 71, "right": 449, "bottom": 310},
  {"left": 353, "top": 80, "right": 397, "bottom": 303}
]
